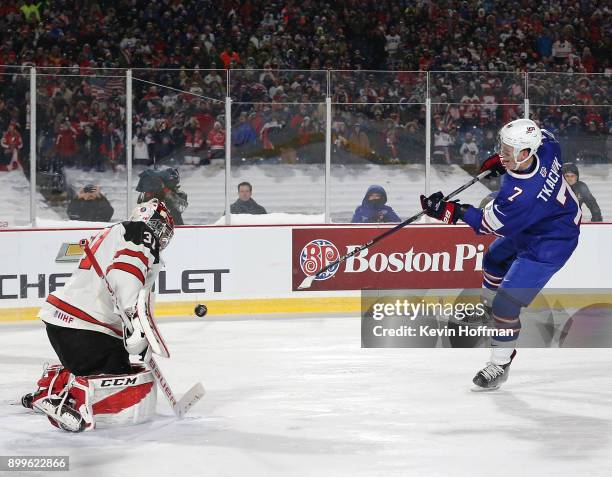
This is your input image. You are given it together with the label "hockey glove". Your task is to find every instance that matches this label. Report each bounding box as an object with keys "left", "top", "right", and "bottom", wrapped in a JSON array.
[
  {"left": 420, "top": 191, "right": 463, "bottom": 224},
  {"left": 479, "top": 153, "right": 505, "bottom": 177},
  {"left": 122, "top": 309, "right": 148, "bottom": 356}
]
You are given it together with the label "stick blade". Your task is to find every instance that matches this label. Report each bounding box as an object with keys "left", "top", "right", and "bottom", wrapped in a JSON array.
[
  {"left": 176, "top": 382, "right": 205, "bottom": 418},
  {"left": 298, "top": 275, "right": 316, "bottom": 290}
]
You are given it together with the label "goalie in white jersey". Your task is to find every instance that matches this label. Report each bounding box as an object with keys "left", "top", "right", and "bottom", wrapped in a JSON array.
[{"left": 21, "top": 199, "right": 175, "bottom": 432}]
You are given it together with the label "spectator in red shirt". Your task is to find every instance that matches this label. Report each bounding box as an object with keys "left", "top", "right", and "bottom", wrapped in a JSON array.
[
  {"left": 1, "top": 121, "right": 22, "bottom": 171},
  {"left": 220, "top": 47, "right": 240, "bottom": 69},
  {"left": 207, "top": 121, "right": 226, "bottom": 160},
  {"left": 297, "top": 116, "right": 315, "bottom": 146},
  {"left": 184, "top": 118, "right": 206, "bottom": 166},
  {"left": 583, "top": 108, "right": 604, "bottom": 129},
  {"left": 55, "top": 120, "right": 77, "bottom": 167}
]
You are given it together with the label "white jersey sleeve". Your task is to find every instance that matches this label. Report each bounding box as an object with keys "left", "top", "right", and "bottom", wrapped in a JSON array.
[{"left": 106, "top": 221, "right": 160, "bottom": 315}]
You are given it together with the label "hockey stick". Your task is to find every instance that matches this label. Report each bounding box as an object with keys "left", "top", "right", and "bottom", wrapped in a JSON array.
[
  {"left": 298, "top": 170, "right": 491, "bottom": 290},
  {"left": 80, "top": 240, "right": 205, "bottom": 418}
]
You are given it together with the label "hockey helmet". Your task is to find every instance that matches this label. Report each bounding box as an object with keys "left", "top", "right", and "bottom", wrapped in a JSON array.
[
  {"left": 497, "top": 118, "right": 542, "bottom": 166},
  {"left": 129, "top": 199, "right": 174, "bottom": 250}
]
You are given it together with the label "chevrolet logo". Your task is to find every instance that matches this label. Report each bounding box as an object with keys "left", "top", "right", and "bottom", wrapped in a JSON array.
[{"left": 55, "top": 243, "right": 84, "bottom": 262}]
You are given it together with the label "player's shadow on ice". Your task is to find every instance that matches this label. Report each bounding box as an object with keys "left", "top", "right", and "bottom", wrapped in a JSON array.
[
  {"left": 438, "top": 375, "right": 611, "bottom": 460},
  {"left": 491, "top": 390, "right": 611, "bottom": 460}
]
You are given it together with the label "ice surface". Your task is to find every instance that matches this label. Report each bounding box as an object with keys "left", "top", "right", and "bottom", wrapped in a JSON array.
[{"left": 1, "top": 317, "right": 611, "bottom": 477}]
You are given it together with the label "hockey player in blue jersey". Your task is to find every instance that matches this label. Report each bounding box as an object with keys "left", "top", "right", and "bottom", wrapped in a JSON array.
[{"left": 420, "top": 118, "right": 581, "bottom": 390}]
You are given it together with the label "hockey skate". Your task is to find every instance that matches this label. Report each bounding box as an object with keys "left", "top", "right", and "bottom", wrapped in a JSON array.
[
  {"left": 21, "top": 364, "right": 70, "bottom": 411},
  {"left": 33, "top": 396, "right": 90, "bottom": 432},
  {"left": 31, "top": 375, "right": 94, "bottom": 432},
  {"left": 471, "top": 350, "right": 517, "bottom": 391}
]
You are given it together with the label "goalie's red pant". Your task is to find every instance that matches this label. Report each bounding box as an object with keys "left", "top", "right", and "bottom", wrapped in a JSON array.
[{"left": 45, "top": 322, "right": 131, "bottom": 376}]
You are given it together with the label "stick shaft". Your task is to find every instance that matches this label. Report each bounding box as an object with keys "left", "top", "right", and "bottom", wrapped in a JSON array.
[{"left": 310, "top": 171, "right": 490, "bottom": 279}]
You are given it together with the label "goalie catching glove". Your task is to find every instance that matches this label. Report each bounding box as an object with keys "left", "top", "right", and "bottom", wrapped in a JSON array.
[
  {"left": 123, "top": 308, "right": 148, "bottom": 356},
  {"left": 420, "top": 191, "right": 470, "bottom": 224},
  {"left": 121, "top": 288, "right": 170, "bottom": 358}
]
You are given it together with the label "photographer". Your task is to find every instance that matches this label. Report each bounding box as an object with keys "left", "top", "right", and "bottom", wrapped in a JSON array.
[
  {"left": 136, "top": 167, "right": 188, "bottom": 225},
  {"left": 67, "top": 184, "right": 114, "bottom": 222}
]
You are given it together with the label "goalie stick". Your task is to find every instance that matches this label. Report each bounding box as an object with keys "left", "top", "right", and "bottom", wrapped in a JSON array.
[
  {"left": 80, "top": 240, "right": 205, "bottom": 418},
  {"left": 298, "top": 170, "right": 492, "bottom": 290}
]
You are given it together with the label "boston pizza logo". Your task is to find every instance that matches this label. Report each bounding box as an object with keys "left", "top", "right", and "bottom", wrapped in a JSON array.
[{"left": 300, "top": 239, "right": 340, "bottom": 281}]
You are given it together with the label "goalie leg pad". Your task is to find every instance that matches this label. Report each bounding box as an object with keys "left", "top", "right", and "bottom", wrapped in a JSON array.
[
  {"left": 88, "top": 364, "right": 157, "bottom": 427},
  {"left": 34, "top": 365, "right": 156, "bottom": 431}
]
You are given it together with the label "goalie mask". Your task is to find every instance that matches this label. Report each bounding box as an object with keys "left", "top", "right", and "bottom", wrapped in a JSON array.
[
  {"left": 496, "top": 118, "right": 542, "bottom": 168},
  {"left": 129, "top": 199, "right": 174, "bottom": 250}
]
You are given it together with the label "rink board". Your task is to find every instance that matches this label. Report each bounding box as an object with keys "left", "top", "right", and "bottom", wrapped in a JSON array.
[{"left": 0, "top": 223, "right": 611, "bottom": 321}]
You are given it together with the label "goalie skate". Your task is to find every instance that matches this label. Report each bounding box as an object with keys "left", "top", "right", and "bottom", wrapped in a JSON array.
[{"left": 33, "top": 396, "right": 89, "bottom": 432}]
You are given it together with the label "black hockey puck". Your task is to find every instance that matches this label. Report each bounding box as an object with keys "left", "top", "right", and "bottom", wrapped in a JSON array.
[{"left": 195, "top": 304, "right": 208, "bottom": 317}]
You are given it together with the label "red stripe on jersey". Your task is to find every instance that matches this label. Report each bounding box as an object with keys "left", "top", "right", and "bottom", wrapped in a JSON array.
[
  {"left": 92, "top": 382, "right": 154, "bottom": 415},
  {"left": 46, "top": 295, "right": 123, "bottom": 337},
  {"left": 107, "top": 262, "right": 146, "bottom": 285},
  {"left": 113, "top": 249, "right": 149, "bottom": 269}
]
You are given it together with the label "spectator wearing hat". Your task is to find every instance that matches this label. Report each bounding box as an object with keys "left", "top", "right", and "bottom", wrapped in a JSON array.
[
  {"left": 352, "top": 185, "right": 400, "bottom": 223},
  {"left": 562, "top": 163, "right": 602, "bottom": 222},
  {"left": 67, "top": 184, "right": 114, "bottom": 222}
]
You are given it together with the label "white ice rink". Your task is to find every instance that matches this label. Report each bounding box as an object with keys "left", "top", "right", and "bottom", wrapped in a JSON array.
[{"left": 1, "top": 316, "right": 611, "bottom": 477}]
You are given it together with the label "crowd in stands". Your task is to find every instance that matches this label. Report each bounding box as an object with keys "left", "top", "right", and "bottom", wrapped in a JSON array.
[{"left": 0, "top": 0, "right": 609, "bottom": 174}]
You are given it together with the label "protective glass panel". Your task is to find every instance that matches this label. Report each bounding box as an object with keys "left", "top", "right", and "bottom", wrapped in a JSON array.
[
  {"left": 228, "top": 70, "right": 327, "bottom": 220},
  {"left": 330, "top": 71, "right": 427, "bottom": 223},
  {"left": 528, "top": 73, "right": 610, "bottom": 106},
  {"left": 35, "top": 67, "right": 128, "bottom": 225},
  {"left": 331, "top": 70, "right": 427, "bottom": 104},
  {"left": 131, "top": 68, "right": 227, "bottom": 225},
  {"left": 0, "top": 66, "right": 31, "bottom": 226}
]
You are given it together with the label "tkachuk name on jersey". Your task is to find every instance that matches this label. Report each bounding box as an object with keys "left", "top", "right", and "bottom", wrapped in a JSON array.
[{"left": 536, "top": 156, "right": 562, "bottom": 202}]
